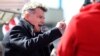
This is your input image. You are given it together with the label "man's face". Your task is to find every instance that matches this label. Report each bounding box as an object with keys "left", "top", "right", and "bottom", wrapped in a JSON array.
[{"left": 27, "top": 8, "right": 45, "bottom": 32}]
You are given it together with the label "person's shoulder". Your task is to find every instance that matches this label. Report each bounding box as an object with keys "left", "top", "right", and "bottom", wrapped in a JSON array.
[
  {"left": 11, "top": 20, "right": 27, "bottom": 32},
  {"left": 3, "top": 25, "right": 23, "bottom": 39},
  {"left": 72, "top": 11, "right": 90, "bottom": 21}
]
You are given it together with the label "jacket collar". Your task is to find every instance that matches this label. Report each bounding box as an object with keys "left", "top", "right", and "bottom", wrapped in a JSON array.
[
  {"left": 19, "top": 18, "right": 43, "bottom": 36},
  {"left": 80, "top": 2, "right": 100, "bottom": 13},
  {"left": 20, "top": 18, "right": 34, "bottom": 35}
]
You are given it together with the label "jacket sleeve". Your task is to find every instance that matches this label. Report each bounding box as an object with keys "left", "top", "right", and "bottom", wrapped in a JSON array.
[
  {"left": 57, "top": 15, "right": 79, "bottom": 56},
  {"left": 4, "top": 26, "right": 62, "bottom": 51}
]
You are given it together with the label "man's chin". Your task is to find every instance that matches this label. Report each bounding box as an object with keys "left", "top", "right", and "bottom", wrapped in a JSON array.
[
  {"left": 34, "top": 28, "right": 41, "bottom": 32},
  {"left": 34, "top": 25, "right": 42, "bottom": 32}
]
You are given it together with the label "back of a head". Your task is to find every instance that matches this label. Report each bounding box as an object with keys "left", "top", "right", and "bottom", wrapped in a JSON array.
[
  {"left": 83, "top": 0, "right": 91, "bottom": 6},
  {"left": 91, "top": 0, "right": 100, "bottom": 3},
  {"left": 83, "top": 0, "right": 100, "bottom": 6}
]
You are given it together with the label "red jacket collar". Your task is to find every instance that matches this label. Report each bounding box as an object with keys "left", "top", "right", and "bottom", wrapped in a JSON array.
[{"left": 80, "top": 3, "right": 100, "bottom": 12}]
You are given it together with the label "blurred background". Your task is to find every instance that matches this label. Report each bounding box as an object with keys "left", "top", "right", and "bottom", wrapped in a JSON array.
[{"left": 0, "top": 0, "right": 85, "bottom": 56}]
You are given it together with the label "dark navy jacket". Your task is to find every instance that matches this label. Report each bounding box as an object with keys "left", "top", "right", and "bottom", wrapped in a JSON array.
[{"left": 2, "top": 19, "right": 62, "bottom": 56}]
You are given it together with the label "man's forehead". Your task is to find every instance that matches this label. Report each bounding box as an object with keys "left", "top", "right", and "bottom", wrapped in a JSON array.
[{"left": 35, "top": 8, "right": 45, "bottom": 14}]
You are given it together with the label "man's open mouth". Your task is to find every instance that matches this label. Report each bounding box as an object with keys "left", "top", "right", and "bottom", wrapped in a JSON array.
[{"left": 38, "top": 24, "right": 43, "bottom": 27}]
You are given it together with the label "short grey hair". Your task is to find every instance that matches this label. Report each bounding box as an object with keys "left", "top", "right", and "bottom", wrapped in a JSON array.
[{"left": 21, "top": 2, "right": 47, "bottom": 14}]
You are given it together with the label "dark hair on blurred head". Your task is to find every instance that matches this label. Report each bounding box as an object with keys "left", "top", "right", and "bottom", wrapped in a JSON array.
[{"left": 83, "top": 0, "right": 91, "bottom": 6}]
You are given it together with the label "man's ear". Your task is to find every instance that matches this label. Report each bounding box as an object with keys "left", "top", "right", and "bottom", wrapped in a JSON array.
[{"left": 24, "top": 11, "right": 29, "bottom": 20}]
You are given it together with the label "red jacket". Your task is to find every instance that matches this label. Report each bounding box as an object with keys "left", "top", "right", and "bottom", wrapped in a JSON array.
[{"left": 57, "top": 3, "right": 100, "bottom": 56}]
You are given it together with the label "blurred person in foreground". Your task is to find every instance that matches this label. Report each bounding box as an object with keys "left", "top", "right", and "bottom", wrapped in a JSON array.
[
  {"left": 2, "top": 2, "right": 66, "bottom": 56},
  {"left": 57, "top": 0, "right": 100, "bottom": 56}
]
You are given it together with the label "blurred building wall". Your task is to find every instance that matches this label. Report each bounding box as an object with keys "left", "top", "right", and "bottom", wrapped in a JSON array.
[
  {"left": 45, "top": 8, "right": 63, "bottom": 25},
  {"left": 0, "top": 0, "right": 30, "bottom": 10},
  {"left": 62, "top": 0, "right": 84, "bottom": 24}
]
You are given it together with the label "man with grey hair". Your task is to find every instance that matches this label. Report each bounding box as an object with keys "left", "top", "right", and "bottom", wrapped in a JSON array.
[
  {"left": 2, "top": 2, "right": 66, "bottom": 56},
  {"left": 57, "top": 0, "right": 100, "bottom": 56}
]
